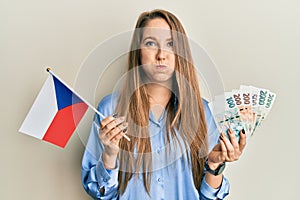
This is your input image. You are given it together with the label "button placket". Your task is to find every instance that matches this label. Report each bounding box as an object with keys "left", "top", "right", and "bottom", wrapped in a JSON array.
[
  {"left": 157, "top": 177, "right": 164, "bottom": 183},
  {"left": 155, "top": 171, "right": 165, "bottom": 199},
  {"left": 157, "top": 148, "right": 161, "bottom": 154}
]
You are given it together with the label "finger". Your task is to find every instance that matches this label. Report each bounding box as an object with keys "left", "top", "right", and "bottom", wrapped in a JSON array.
[
  {"left": 218, "top": 138, "right": 227, "bottom": 161},
  {"left": 108, "top": 122, "right": 128, "bottom": 140},
  {"left": 107, "top": 127, "right": 121, "bottom": 140},
  {"left": 220, "top": 132, "right": 235, "bottom": 159},
  {"left": 99, "top": 118, "right": 118, "bottom": 143},
  {"left": 99, "top": 119, "right": 127, "bottom": 144},
  {"left": 227, "top": 129, "right": 239, "bottom": 150},
  {"left": 110, "top": 125, "right": 129, "bottom": 146},
  {"left": 100, "top": 113, "right": 120, "bottom": 129},
  {"left": 112, "top": 130, "right": 126, "bottom": 142},
  {"left": 103, "top": 116, "right": 125, "bottom": 132},
  {"left": 117, "top": 122, "right": 128, "bottom": 131},
  {"left": 212, "top": 142, "right": 221, "bottom": 151},
  {"left": 239, "top": 129, "right": 247, "bottom": 151}
]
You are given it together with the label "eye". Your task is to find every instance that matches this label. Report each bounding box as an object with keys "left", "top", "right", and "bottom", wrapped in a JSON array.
[
  {"left": 145, "top": 41, "right": 156, "bottom": 47},
  {"left": 167, "top": 41, "right": 174, "bottom": 47}
]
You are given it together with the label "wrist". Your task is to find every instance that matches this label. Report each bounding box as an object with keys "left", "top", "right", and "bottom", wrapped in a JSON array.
[
  {"left": 102, "top": 151, "right": 117, "bottom": 170},
  {"left": 207, "top": 160, "right": 223, "bottom": 170},
  {"left": 205, "top": 159, "right": 226, "bottom": 176}
]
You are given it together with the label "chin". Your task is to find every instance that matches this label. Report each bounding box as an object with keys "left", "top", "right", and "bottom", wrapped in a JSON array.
[{"left": 151, "top": 76, "right": 173, "bottom": 84}]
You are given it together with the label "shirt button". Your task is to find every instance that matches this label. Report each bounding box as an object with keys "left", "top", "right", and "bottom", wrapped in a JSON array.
[
  {"left": 157, "top": 178, "right": 161, "bottom": 182},
  {"left": 103, "top": 178, "right": 108, "bottom": 182},
  {"left": 157, "top": 149, "right": 161, "bottom": 154}
]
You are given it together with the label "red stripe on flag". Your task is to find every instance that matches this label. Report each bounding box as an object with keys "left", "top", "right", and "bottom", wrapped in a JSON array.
[{"left": 42, "top": 102, "right": 88, "bottom": 148}]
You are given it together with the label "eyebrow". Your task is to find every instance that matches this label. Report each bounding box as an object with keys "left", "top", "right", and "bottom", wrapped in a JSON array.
[
  {"left": 142, "top": 36, "right": 173, "bottom": 43},
  {"left": 142, "top": 36, "right": 156, "bottom": 42}
]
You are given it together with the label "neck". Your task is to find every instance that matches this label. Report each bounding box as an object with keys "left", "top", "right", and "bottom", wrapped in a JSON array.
[
  {"left": 146, "top": 83, "right": 172, "bottom": 121},
  {"left": 146, "top": 83, "right": 172, "bottom": 105}
]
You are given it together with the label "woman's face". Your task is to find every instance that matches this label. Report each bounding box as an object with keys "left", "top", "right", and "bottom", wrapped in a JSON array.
[{"left": 140, "top": 18, "right": 175, "bottom": 85}]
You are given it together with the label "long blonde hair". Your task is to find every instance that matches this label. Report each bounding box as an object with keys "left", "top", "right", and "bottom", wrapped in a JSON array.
[{"left": 116, "top": 9, "right": 208, "bottom": 195}]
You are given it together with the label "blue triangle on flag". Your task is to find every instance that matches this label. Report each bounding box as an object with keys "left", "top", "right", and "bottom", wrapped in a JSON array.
[{"left": 52, "top": 76, "right": 83, "bottom": 110}]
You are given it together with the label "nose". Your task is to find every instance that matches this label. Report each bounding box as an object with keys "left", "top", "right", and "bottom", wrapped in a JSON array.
[{"left": 156, "top": 48, "right": 166, "bottom": 61}]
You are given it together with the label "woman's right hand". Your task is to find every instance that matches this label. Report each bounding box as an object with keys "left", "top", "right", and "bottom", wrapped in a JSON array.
[{"left": 99, "top": 114, "right": 128, "bottom": 169}]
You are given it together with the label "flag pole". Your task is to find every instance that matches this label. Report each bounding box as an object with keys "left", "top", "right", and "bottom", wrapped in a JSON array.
[{"left": 46, "top": 68, "right": 130, "bottom": 141}]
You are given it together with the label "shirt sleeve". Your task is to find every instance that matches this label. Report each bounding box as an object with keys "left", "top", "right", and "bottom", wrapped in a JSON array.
[
  {"left": 81, "top": 95, "right": 119, "bottom": 199},
  {"left": 203, "top": 99, "right": 221, "bottom": 152},
  {"left": 199, "top": 175, "right": 230, "bottom": 200},
  {"left": 199, "top": 99, "right": 230, "bottom": 199}
]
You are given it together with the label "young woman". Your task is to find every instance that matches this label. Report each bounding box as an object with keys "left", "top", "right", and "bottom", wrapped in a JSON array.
[{"left": 82, "top": 9, "right": 246, "bottom": 200}]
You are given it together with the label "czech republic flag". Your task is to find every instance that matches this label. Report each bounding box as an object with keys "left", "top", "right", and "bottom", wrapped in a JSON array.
[{"left": 19, "top": 73, "right": 88, "bottom": 148}]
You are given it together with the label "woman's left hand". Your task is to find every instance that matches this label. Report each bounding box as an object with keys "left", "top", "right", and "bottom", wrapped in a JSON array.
[{"left": 208, "top": 129, "right": 247, "bottom": 169}]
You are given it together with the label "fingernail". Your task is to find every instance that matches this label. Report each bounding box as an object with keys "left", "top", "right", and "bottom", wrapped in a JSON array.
[
  {"left": 227, "top": 129, "right": 230, "bottom": 135},
  {"left": 242, "top": 129, "right": 245, "bottom": 134},
  {"left": 220, "top": 133, "right": 224, "bottom": 139},
  {"left": 219, "top": 135, "right": 223, "bottom": 141},
  {"left": 112, "top": 113, "right": 118, "bottom": 118}
]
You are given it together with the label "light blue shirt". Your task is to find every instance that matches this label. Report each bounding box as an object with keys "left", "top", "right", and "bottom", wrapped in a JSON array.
[{"left": 81, "top": 93, "right": 230, "bottom": 199}]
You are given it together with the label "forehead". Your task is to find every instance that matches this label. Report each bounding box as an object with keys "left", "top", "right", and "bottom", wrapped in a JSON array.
[{"left": 142, "top": 18, "right": 172, "bottom": 39}]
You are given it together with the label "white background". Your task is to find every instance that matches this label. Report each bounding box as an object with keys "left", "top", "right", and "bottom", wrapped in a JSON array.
[{"left": 1, "top": 0, "right": 299, "bottom": 199}]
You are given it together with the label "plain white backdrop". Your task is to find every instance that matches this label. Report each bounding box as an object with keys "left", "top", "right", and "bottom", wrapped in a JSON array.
[{"left": 1, "top": 0, "right": 299, "bottom": 199}]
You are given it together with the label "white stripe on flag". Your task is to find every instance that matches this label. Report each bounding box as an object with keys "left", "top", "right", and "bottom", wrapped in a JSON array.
[{"left": 19, "top": 76, "right": 58, "bottom": 139}]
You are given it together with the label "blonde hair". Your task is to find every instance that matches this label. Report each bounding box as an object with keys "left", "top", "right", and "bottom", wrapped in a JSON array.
[{"left": 116, "top": 9, "right": 208, "bottom": 195}]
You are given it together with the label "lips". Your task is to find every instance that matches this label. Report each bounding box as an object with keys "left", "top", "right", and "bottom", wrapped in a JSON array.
[{"left": 156, "top": 64, "right": 167, "bottom": 69}]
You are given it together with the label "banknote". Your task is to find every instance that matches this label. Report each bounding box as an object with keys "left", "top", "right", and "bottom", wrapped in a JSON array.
[
  {"left": 209, "top": 92, "right": 245, "bottom": 142},
  {"left": 231, "top": 89, "right": 255, "bottom": 135},
  {"left": 250, "top": 86, "right": 276, "bottom": 133},
  {"left": 209, "top": 85, "right": 276, "bottom": 140}
]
